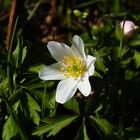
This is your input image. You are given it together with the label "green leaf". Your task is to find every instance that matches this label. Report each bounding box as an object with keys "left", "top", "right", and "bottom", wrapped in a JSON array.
[
  {"left": 135, "top": 138, "right": 140, "bottom": 140},
  {"left": 74, "top": 119, "right": 90, "bottom": 140},
  {"left": 113, "top": 0, "right": 120, "bottom": 14},
  {"left": 94, "top": 50, "right": 106, "bottom": 74},
  {"left": 89, "top": 116, "right": 114, "bottom": 138},
  {"left": 29, "top": 64, "right": 46, "bottom": 73},
  {"left": 12, "top": 38, "right": 20, "bottom": 66},
  {"left": 2, "top": 100, "right": 20, "bottom": 140},
  {"left": 134, "top": 50, "right": 140, "bottom": 68},
  {"left": 26, "top": 92, "right": 41, "bottom": 125},
  {"left": 21, "top": 46, "right": 27, "bottom": 64},
  {"left": 12, "top": 37, "right": 27, "bottom": 68},
  {"left": 130, "top": 34, "right": 140, "bottom": 47},
  {"left": 2, "top": 115, "right": 18, "bottom": 140},
  {"left": 42, "top": 90, "right": 56, "bottom": 111},
  {"left": 1, "top": 92, "right": 28, "bottom": 140},
  {"left": 0, "top": 78, "right": 8, "bottom": 93},
  {"left": 0, "top": 66, "right": 6, "bottom": 82},
  {"left": 64, "top": 98, "right": 80, "bottom": 114},
  {"left": 32, "top": 115, "right": 78, "bottom": 137}
]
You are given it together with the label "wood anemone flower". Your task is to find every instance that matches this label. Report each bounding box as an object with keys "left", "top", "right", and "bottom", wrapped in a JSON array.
[
  {"left": 119, "top": 20, "right": 136, "bottom": 38},
  {"left": 39, "top": 35, "right": 96, "bottom": 104}
]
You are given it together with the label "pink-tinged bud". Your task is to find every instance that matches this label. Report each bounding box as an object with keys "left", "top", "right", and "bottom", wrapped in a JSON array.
[{"left": 119, "top": 20, "right": 136, "bottom": 38}]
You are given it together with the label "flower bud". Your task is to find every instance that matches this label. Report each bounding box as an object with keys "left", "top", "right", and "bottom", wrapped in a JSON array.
[{"left": 119, "top": 20, "right": 136, "bottom": 38}]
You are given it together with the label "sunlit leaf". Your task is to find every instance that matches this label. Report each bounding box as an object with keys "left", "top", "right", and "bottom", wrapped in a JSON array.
[
  {"left": 32, "top": 115, "right": 78, "bottom": 137},
  {"left": 2, "top": 115, "right": 18, "bottom": 140},
  {"left": 26, "top": 92, "right": 41, "bottom": 125},
  {"left": 42, "top": 90, "right": 56, "bottom": 117},
  {"left": 1, "top": 92, "right": 28, "bottom": 140}
]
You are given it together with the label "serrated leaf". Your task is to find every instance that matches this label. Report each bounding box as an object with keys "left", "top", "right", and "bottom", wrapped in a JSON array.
[
  {"left": 26, "top": 93, "right": 41, "bottom": 125},
  {"left": 63, "top": 98, "right": 80, "bottom": 114},
  {"left": 32, "top": 115, "right": 78, "bottom": 137},
  {"left": 42, "top": 90, "right": 55, "bottom": 111},
  {"left": 89, "top": 116, "right": 113, "bottom": 138}
]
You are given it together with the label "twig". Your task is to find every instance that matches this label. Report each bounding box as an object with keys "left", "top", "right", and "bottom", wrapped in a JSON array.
[
  {"left": 5, "top": 0, "right": 17, "bottom": 50},
  {"left": 50, "top": 0, "right": 56, "bottom": 18}
]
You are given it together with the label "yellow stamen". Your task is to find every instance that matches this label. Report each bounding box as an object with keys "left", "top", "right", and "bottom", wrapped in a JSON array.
[{"left": 60, "top": 56, "right": 87, "bottom": 79}]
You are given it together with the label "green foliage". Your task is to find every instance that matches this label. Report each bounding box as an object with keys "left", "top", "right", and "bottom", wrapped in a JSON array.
[
  {"left": 0, "top": 77, "right": 8, "bottom": 93},
  {"left": 2, "top": 101, "right": 20, "bottom": 140},
  {"left": 1, "top": 93, "right": 28, "bottom": 140},
  {"left": 12, "top": 38, "right": 27, "bottom": 69},
  {"left": 133, "top": 50, "right": 140, "bottom": 68},
  {"left": 94, "top": 50, "right": 106, "bottom": 74},
  {"left": 89, "top": 116, "right": 114, "bottom": 139},
  {"left": 2, "top": 116, "right": 18, "bottom": 140},
  {"left": 26, "top": 92, "right": 41, "bottom": 125},
  {"left": 32, "top": 115, "right": 78, "bottom": 137}
]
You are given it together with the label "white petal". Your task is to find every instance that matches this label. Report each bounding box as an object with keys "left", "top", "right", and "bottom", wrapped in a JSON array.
[
  {"left": 38, "top": 63, "right": 65, "bottom": 80},
  {"left": 77, "top": 75, "right": 91, "bottom": 96},
  {"left": 47, "top": 41, "right": 73, "bottom": 62},
  {"left": 56, "top": 78, "right": 78, "bottom": 104},
  {"left": 86, "top": 55, "right": 96, "bottom": 76},
  {"left": 71, "top": 35, "right": 86, "bottom": 60}
]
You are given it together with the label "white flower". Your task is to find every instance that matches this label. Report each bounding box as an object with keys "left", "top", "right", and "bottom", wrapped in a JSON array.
[
  {"left": 38, "top": 35, "right": 96, "bottom": 104},
  {"left": 119, "top": 20, "right": 136, "bottom": 38}
]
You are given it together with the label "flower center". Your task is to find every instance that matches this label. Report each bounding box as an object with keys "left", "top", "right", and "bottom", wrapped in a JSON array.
[{"left": 60, "top": 56, "right": 87, "bottom": 78}]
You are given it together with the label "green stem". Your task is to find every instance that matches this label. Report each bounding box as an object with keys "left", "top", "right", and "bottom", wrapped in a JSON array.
[
  {"left": 27, "top": 0, "right": 42, "bottom": 20},
  {"left": 118, "top": 15, "right": 127, "bottom": 59},
  {"left": 7, "top": 17, "right": 19, "bottom": 95},
  {"left": 67, "top": 8, "right": 72, "bottom": 42},
  {"left": 111, "top": 18, "right": 126, "bottom": 111},
  {"left": 41, "top": 81, "right": 47, "bottom": 117}
]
